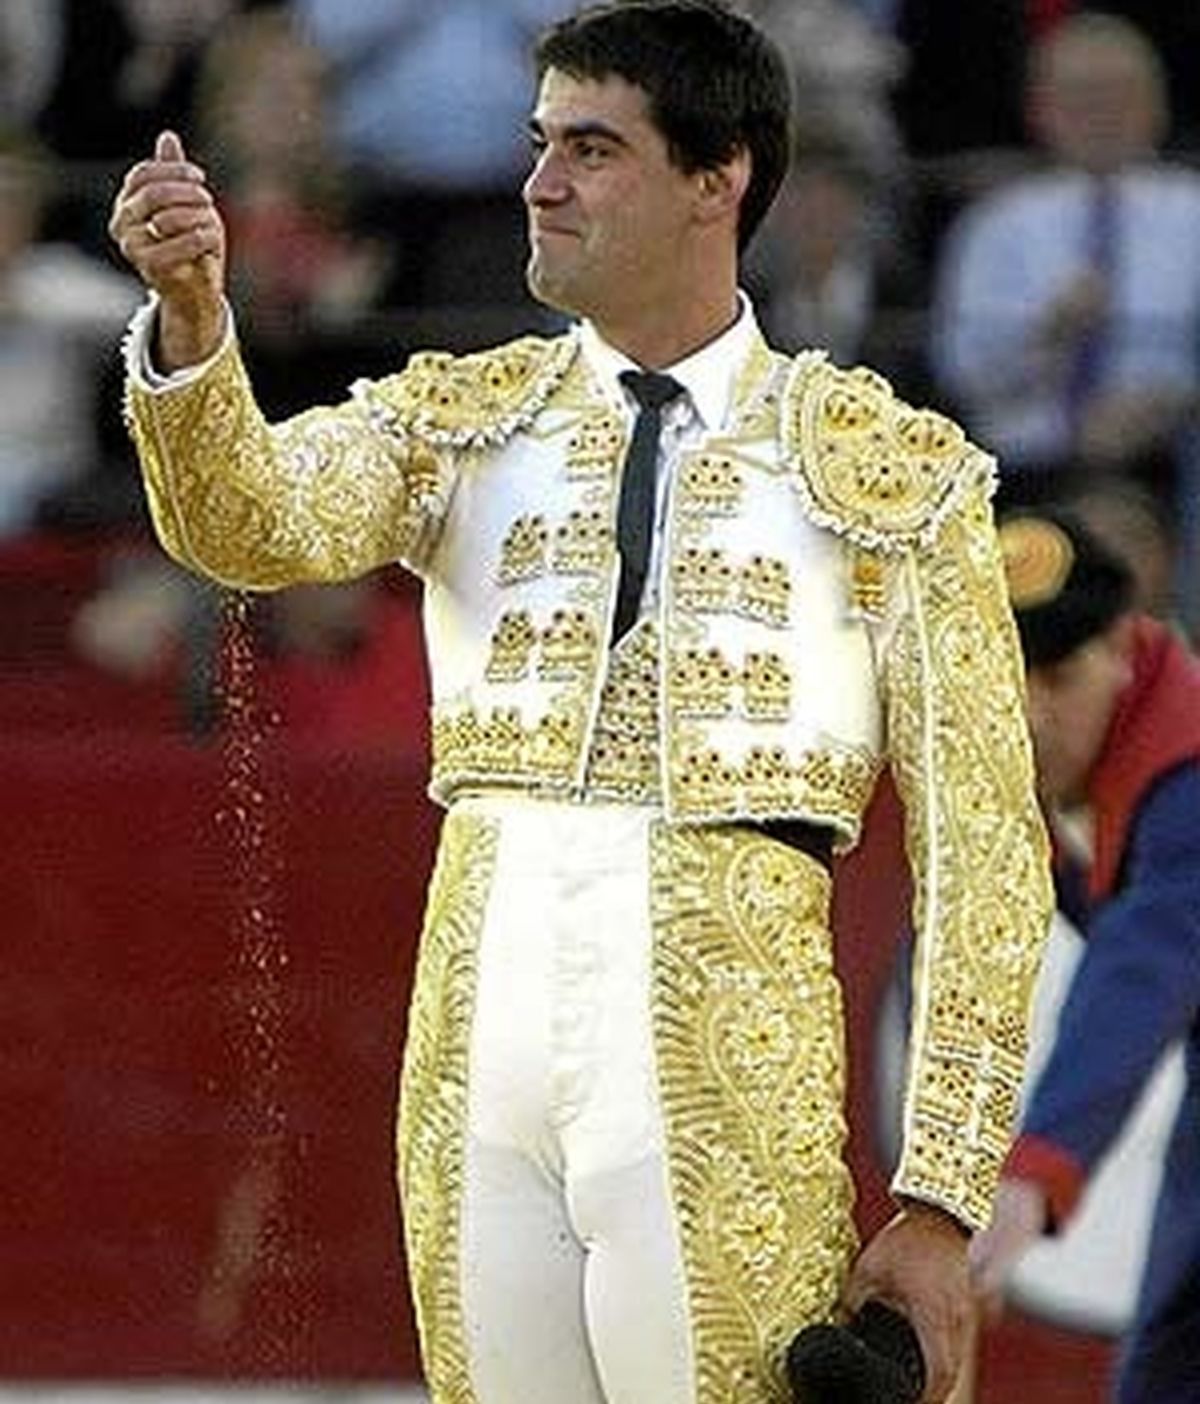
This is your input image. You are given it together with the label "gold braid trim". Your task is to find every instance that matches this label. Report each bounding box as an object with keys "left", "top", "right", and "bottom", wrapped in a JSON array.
[
  {"left": 396, "top": 811, "right": 498, "bottom": 1404},
  {"left": 885, "top": 484, "right": 1054, "bottom": 1229},
  {"left": 781, "top": 353, "right": 997, "bottom": 556},
  {"left": 354, "top": 331, "right": 579, "bottom": 450},
  {"left": 650, "top": 825, "right": 857, "bottom": 1401}
]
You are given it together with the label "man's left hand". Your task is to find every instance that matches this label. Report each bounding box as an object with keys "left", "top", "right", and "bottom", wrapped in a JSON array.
[{"left": 844, "top": 1202, "right": 971, "bottom": 1403}]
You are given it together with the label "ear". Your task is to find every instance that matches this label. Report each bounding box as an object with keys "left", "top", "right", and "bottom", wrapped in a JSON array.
[{"left": 693, "top": 147, "right": 752, "bottom": 229}]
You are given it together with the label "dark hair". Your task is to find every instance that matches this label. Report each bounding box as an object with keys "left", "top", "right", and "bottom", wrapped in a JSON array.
[{"left": 535, "top": 0, "right": 793, "bottom": 250}]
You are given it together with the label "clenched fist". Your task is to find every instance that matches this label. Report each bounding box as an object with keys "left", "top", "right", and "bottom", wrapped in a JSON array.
[{"left": 108, "top": 130, "right": 227, "bottom": 370}]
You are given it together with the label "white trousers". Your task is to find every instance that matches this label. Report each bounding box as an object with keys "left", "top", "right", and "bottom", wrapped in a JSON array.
[
  {"left": 461, "top": 798, "right": 693, "bottom": 1403},
  {"left": 397, "top": 795, "right": 855, "bottom": 1404}
]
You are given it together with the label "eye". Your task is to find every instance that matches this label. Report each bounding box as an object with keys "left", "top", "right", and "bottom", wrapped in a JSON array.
[{"left": 571, "top": 137, "right": 613, "bottom": 168}]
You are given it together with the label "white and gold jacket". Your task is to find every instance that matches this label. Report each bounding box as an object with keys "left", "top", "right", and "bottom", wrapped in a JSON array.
[{"left": 124, "top": 309, "right": 1052, "bottom": 1230}]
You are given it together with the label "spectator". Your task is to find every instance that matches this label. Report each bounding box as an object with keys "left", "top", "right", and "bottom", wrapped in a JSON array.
[
  {"left": 0, "top": 129, "right": 141, "bottom": 537},
  {"left": 35, "top": 0, "right": 242, "bottom": 250},
  {"left": 189, "top": 6, "right": 391, "bottom": 342},
  {"left": 737, "top": 0, "right": 906, "bottom": 180},
  {"left": 747, "top": 146, "right": 930, "bottom": 399},
  {"left": 975, "top": 505, "right": 1200, "bottom": 1404},
  {"left": 292, "top": 0, "right": 575, "bottom": 310},
  {"left": 0, "top": 0, "right": 64, "bottom": 132},
  {"left": 930, "top": 13, "right": 1200, "bottom": 516}
]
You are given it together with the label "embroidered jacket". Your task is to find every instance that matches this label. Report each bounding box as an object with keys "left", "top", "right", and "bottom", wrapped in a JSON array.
[{"left": 123, "top": 310, "right": 1053, "bottom": 1229}]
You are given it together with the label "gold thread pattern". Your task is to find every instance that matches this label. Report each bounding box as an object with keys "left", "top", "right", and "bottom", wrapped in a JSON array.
[
  {"left": 885, "top": 483, "right": 1053, "bottom": 1228},
  {"left": 126, "top": 336, "right": 453, "bottom": 589},
  {"left": 782, "top": 354, "right": 994, "bottom": 556},
  {"left": 583, "top": 620, "right": 664, "bottom": 804},
  {"left": 497, "top": 514, "right": 549, "bottom": 585},
  {"left": 484, "top": 610, "right": 538, "bottom": 682},
  {"left": 650, "top": 825, "right": 857, "bottom": 1401},
  {"left": 395, "top": 809, "right": 498, "bottom": 1404}
]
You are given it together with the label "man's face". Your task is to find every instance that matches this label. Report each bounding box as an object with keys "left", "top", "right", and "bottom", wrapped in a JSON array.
[
  {"left": 1032, "top": 36, "right": 1162, "bottom": 172},
  {"left": 523, "top": 68, "right": 700, "bottom": 324},
  {"left": 1025, "top": 625, "right": 1132, "bottom": 806}
]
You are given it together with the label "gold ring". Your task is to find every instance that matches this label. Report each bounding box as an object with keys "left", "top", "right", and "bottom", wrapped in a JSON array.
[{"left": 146, "top": 216, "right": 165, "bottom": 241}]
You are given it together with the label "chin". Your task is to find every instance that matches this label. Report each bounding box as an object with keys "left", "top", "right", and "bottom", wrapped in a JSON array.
[{"left": 527, "top": 260, "right": 583, "bottom": 318}]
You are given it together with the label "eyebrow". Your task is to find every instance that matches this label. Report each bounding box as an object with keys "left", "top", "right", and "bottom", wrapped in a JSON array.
[{"left": 527, "top": 116, "right": 630, "bottom": 148}]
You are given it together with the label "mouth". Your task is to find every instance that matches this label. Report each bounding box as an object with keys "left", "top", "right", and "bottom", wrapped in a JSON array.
[{"left": 531, "top": 224, "right": 581, "bottom": 242}]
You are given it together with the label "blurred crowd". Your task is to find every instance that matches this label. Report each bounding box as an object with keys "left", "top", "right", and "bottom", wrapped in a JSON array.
[{"left": 1, "top": 0, "right": 1198, "bottom": 740}]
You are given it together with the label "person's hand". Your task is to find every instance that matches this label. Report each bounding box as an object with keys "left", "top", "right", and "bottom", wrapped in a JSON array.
[
  {"left": 968, "top": 1177, "right": 1048, "bottom": 1318},
  {"left": 844, "top": 1202, "right": 971, "bottom": 1402},
  {"left": 108, "top": 129, "right": 227, "bottom": 370}
]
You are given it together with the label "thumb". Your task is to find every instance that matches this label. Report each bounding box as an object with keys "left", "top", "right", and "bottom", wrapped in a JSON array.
[{"left": 155, "top": 130, "right": 185, "bottom": 163}]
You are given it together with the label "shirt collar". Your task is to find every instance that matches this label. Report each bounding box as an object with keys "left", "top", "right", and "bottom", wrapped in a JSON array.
[{"left": 579, "top": 290, "right": 761, "bottom": 432}]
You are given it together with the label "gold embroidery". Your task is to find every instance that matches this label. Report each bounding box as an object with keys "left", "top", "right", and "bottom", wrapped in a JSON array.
[
  {"left": 583, "top": 620, "right": 663, "bottom": 804},
  {"left": 738, "top": 555, "right": 792, "bottom": 628},
  {"left": 742, "top": 651, "right": 791, "bottom": 721},
  {"left": 551, "top": 509, "right": 612, "bottom": 576},
  {"left": 538, "top": 608, "right": 599, "bottom": 679},
  {"left": 125, "top": 335, "right": 453, "bottom": 588},
  {"left": 565, "top": 411, "right": 626, "bottom": 479},
  {"left": 849, "top": 548, "right": 887, "bottom": 618},
  {"left": 886, "top": 484, "right": 1053, "bottom": 1229},
  {"left": 484, "top": 610, "right": 538, "bottom": 682},
  {"left": 396, "top": 809, "right": 497, "bottom": 1404},
  {"left": 672, "top": 547, "right": 738, "bottom": 614},
  {"left": 366, "top": 333, "right": 578, "bottom": 449},
  {"left": 650, "top": 825, "right": 856, "bottom": 1401},
  {"left": 783, "top": 354, "right": 994, "bottom": 556},
  {"left": 669, "top": 647, "right": 738, "bottom": 719},
  {"left": 669, "top": 740, "right": 879, "bottom": 831},
  {"left": 431, "top": 701, "right": 586, "bottom": 796},
  {"left": 497, "top": 514, "right": 548, "bottom": 585},
  {"left": 677, "top": 452, "right": 746, "bottom": 517}
]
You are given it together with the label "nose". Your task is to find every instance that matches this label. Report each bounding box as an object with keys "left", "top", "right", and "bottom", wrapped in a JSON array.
[{"left": 523, "top": 145, "right": 568, "bottom": 207}]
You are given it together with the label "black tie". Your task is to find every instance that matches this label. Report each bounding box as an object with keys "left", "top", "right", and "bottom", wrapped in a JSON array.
[{"left": 612, "top": 369, "right": 685, "bottom": 643}]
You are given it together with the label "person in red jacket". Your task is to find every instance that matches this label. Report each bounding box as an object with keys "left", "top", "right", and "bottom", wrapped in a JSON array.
[{"left": 975, "top": 505, "right": 1200, "bottom": 1403}]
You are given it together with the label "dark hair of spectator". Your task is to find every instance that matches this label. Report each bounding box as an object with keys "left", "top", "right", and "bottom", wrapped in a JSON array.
[{"left": 535, "top": 0, "right": 793, "bottom": 251}]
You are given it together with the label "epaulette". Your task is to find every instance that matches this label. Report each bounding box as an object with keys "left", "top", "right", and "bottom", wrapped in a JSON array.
[
  {"left": 781, "top": 351, "right": 996, "bottom": 554},
  {"left": 352, "top": 330, "right": 580, "bottom": 451}
]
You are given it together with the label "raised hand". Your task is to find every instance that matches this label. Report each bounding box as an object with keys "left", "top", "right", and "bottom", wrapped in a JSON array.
[{"left": 108, "top": 130, "right": 227, "bottom": 370}]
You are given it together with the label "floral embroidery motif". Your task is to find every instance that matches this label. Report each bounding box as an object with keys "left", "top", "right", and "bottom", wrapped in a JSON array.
[
  {"left": 650, "top": 825, "right": 856, "bottom": 1400},
  {"left": 782, "top": 353, "right": 994, "bottom": 556}
]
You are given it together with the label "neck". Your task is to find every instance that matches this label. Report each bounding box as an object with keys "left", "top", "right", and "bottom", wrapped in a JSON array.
[{"left": 592, "top": 248, "right": 741, "bottom": 369}]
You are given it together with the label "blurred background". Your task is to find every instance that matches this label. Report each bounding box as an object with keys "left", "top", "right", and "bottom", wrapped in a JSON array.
[{"left": 2, "top": 0, "right": 1198, "bottom": 1399}]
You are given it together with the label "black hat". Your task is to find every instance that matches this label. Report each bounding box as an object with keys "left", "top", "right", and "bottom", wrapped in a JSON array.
[{"left": 999, "top": 506, "right": 1135, "bottom": 667}]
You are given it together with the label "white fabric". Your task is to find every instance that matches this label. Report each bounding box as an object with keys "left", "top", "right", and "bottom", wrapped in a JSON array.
[{"left": 458, "top": 795, "right": 694, "bottom": 1403}]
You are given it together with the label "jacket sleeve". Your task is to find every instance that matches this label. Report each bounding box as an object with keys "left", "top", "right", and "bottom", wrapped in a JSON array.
[
  {"left": 882, "top": 478, "right": 1054, "bottom": 1230},
  {"left": 1011, "top": 766, "right": 1200, "bottom": 1224},
  {"left": 122, "top": 307, "right": 455, "bottom": 591}
]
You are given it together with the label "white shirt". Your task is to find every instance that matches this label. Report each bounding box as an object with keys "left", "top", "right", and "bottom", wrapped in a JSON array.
[{"left": 579, "top": 292, "right": 762, "bottom": 620}]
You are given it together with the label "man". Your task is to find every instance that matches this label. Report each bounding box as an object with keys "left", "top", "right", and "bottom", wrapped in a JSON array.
[
  {"left": 930, "top": 13, "right": 1200, "bottom": 516},
  {"left": 107, "top": 3, "right": 1051, "bottom": 1400},
  {"left": 975, "top": 507, "right": 1200, "bottom": 1403}
]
